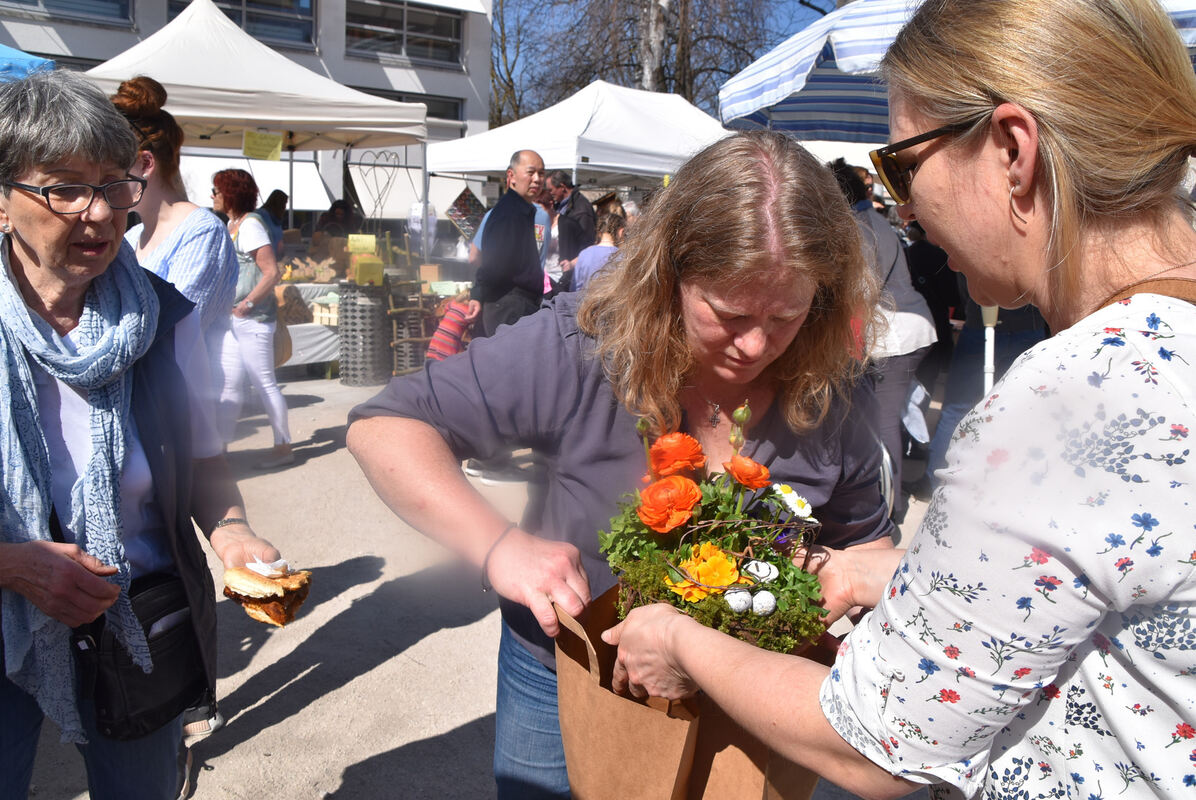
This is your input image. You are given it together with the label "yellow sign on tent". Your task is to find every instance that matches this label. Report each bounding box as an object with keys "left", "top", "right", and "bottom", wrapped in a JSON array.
[
  {"left": 348, "top": 234, "right": 377, "bottom": 254},
  {"left": 243, "top": 130, "right": 282, "bottom": 161}
]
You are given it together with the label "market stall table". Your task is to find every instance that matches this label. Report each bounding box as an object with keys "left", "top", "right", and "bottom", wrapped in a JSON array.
[{"left": 280, "top": 322, "right": 339, "bottom": 367}]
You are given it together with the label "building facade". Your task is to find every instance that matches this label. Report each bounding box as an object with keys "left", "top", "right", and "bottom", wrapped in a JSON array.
[{"left": 0, "top": 0, "right": 490, "bottom": 236}]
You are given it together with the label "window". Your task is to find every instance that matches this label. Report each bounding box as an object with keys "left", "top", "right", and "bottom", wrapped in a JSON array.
[
  {"left": 345, "top": 0, "right": 462, "bottom": 65},
  {"left": 168, "top": 0, "right": 315, "bottom": 46},
  {"left": 352, "top": 85, "right": 463, "bottom": 122},
  {"left": 0, "top": 0, "right": 129, "bottom": 23}
]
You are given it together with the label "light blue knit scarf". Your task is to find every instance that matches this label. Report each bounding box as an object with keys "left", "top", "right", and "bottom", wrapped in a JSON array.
[{"left": 0, "top": 236, "right": 158, "bottom": 742}]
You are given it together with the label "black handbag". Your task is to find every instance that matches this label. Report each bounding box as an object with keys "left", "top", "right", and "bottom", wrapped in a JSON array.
[{"left": 71, "top": 572, "right": 207, "bottom": 741}]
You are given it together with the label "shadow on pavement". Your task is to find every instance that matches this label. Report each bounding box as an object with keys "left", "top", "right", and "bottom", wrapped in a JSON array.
[
  {"left": 191, "top": 559, "right": 497, "bottom": 788},
  {"left": 325, "top": 714, "right": 497, "bottom": 799},
  {"left": 215, "top": 555, "right": 385, "bottom": 680},
  {"left": 227, "top": 424, "right": 348, "bottom": 477}
]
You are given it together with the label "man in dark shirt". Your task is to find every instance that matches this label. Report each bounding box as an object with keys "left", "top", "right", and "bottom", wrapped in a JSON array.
[
  {"left": 546, "top": 169, "right": 596, "bottom": 253},
  {"left": 470, "top": 149, "right": 546, "bottom": 337}
]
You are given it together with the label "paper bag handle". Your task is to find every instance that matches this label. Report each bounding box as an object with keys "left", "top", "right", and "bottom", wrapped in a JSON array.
[{"left": 554, "top": 602, "right": 602, "bottom": 684}]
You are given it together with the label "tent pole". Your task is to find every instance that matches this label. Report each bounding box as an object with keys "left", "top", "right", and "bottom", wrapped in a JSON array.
[
  {"left": 422, "top": 141, "right": 431, "bottom": 264},
  {"left": 286, "top": 137, "right": 296, "bottom": 229}
]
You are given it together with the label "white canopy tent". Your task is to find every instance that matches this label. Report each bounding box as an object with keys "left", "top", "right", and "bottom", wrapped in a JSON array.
[
  {"left": 427, "top": 80, "right": 730, "bottom": 188},
  {"left": 84, "top": 0, "right": 427, "bottom": 226}
]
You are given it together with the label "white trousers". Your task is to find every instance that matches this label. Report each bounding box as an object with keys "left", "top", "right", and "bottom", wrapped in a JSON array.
[{"left": 218, "top": 315, "right": 291, "bottom": 446}]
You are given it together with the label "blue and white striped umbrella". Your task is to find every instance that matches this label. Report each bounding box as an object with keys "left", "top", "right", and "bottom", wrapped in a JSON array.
[
  {"left": 0, "top": 43, "right": 53, "bottom": 82},
  {"left": 720, "top": 0, "right": 1196, "bottom": 143}
]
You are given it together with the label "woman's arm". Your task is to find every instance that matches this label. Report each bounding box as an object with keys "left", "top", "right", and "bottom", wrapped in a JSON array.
[
  {"left": 152, "top": 217, "right": 238, "bottom": 330},
  {"left": 346, "top": 414, "right": 590, "bottom": 637},
  {"left": 604, "top": 605, "right": 919, "bottom": 800},
  {"left": 191, "top": 454, "right": 281, "bottom": 568}
]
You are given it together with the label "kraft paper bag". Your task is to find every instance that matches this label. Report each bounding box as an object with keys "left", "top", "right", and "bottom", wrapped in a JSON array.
[{"left": 554, "top": 585, "right": 821, "bottom": 800}]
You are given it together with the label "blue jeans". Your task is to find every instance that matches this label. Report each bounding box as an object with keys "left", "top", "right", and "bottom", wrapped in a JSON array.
[
  {"left": 494, "top": 622, "right": 570, "bottom": 799},
  {"left": 0, "top": 673, "right": 184, "bottom": 800}
]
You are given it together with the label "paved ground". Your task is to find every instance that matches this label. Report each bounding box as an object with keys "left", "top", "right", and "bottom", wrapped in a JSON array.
[{"left": 29, "top": 373, "right": 932, "bottom": 800}]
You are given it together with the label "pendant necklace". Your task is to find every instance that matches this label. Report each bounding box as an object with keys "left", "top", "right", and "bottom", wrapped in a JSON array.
[{"left": 699, "top": 396, "right": 721, "bottom": 429}]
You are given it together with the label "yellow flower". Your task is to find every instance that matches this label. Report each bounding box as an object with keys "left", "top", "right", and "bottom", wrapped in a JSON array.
[{"left": 665, "top": 541, "right": 741, "bottom": 602}]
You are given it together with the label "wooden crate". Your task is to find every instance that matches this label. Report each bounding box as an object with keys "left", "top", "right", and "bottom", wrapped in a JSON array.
[{"left": 312, "top": 302, "right": 339, "bottom": 327}]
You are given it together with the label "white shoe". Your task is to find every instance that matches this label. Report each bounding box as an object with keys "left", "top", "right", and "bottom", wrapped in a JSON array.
[{"left": 480, "top": 465, "right": 528, "bottom": 485}]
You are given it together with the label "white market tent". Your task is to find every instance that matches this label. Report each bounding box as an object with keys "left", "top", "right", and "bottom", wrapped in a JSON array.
[
  {"left": 84, "top": 0, "right": 428, "bottom": 225},
  {"left": 427, "top": 80, "right": 730, "bottom": 188},
  {"left": 85, "top": 0, "right": 427, "bottom": 151}
]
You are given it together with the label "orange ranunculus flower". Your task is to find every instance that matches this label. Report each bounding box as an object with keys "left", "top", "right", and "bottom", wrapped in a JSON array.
[
  {"left": 723, "top": 453, "right": 771, "bottom": 489},
  {"left": 637, "top": 475, "right": 702, "bottom": 533},
  {"left": 649, "top": 432, "right": 706, "bottom": 477},
  {"left": 666, "top": 541, "right": 740, "bottom": 602}
]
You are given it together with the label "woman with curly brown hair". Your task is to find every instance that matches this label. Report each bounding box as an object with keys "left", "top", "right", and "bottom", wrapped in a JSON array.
[
  {"left": 347, "top": 131, "right": 895, "bottom": 798},
  {"left": 211, "top": 168, "right": 292, "bottom": 469}
]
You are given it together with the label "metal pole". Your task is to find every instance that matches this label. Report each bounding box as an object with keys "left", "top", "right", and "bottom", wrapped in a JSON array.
[
  {"left": 981, "top": 305, "right": 999, "bottom": 393},
  {"left": 287, "top": 138, "right": 295, "bottom": 230},
  {"left": 421, "top": 142, "right": 431, "bottom": 262}
]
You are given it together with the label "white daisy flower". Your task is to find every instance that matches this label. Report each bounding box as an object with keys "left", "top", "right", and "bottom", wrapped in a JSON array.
[{"left": 772, "top": 483, "right": 814, "bottom": 519}]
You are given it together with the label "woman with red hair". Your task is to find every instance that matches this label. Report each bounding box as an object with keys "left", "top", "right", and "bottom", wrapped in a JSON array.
[{"left": 211, "top": 169, "right": 293, "bottom": 468}]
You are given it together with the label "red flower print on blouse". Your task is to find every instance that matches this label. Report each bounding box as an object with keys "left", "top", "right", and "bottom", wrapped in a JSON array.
[{"left": 1168, "top": 723, "right": 1196, "bottom": 746}]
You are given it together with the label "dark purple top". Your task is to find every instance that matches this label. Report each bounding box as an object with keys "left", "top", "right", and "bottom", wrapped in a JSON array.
[{"left": 350, "top": 292, "right": 894, "bottom": 667}]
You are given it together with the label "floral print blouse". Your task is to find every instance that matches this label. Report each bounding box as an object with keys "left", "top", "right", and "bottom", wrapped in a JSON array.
[{"left": 821, "top": 294, "right": 1196, "bottom": 798}]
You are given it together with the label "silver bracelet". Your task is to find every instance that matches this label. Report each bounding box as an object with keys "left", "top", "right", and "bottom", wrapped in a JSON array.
[
  {"left": 481, "top": 522, "right": 518, "bottom": 593},
  {"left": 213, "top": 517, "right": 250, "bottom": 530}
]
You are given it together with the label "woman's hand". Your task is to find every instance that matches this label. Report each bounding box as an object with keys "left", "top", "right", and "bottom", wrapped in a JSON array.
[
  {"left": 463, "top": 300, "right": 482, "bottom": 323},
  {"left": 604, "top": 603, "right": 700, "bottom": 699},
  {"left": 232, "top": 300, "right": 251, "bottom": 318},
  {"left": 209, "top": 522, "right": 282, "bottom": 570},
  {"left": 0, "top": 541, "right": 120, "bottom": 627},
  {"left": 795, "top": 544, "right": 906, "bottom": 625},
  {"left": 484, "top": 527, "right": 590, "bottom": 638}
]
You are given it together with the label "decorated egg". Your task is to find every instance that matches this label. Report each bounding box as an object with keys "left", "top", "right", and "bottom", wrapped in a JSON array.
[
  {"left": 742, "top": 560, "right": 779, "bottom": 584},
  {"left": 752, "top": 590, "right": 777, "bottom": 616},
  {"left": 724, "top": 587, "right": 752, "bottom": 613}
]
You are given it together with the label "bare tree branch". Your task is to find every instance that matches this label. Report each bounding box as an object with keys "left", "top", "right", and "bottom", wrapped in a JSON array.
[{"left": 491, "top": 0, "right": 834, "bottom": 118}]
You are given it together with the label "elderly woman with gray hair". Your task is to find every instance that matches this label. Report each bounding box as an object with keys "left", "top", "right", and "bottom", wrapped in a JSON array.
[{"left": 0, "top": 70, "right": 281, "bottom": 799}]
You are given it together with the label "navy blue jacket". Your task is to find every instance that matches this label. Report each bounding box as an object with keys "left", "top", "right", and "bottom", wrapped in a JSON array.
[
  {"left": 471, "top": 189, "right": 542, "bottom": 303},
  {"left": 133, "top": 274, "right": 219, "bottom": 697}
]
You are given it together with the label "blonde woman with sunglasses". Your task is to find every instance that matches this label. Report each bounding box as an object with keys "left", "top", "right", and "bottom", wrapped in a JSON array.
[{"left": 608, "top": 0, "right": 1196, "bottom": 797}]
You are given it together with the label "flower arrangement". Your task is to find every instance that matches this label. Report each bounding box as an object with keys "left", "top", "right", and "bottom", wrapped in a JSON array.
[{"left": 599, "top": 402, "right": 827, "bottom": 654}]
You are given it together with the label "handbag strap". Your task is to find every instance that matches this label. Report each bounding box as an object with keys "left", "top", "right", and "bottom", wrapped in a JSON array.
[{"left": 1098, "top": 277, "right": 1196, "bottom": 310}]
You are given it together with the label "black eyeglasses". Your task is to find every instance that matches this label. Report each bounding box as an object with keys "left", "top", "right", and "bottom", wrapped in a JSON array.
[
  {"left": 3, "top": 177, "right": 147, "bottom": 214},
  {"left": 869, "top": 120, "right": 978, "bottom": 205}
]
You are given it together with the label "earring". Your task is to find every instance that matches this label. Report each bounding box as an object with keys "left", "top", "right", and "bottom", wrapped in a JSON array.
[
  {"left": 1009, "top": 181, "right": 1027, "bottom": 225},
  {"left": 1, "top": 224, "right": 9, "bottom": 233}
]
